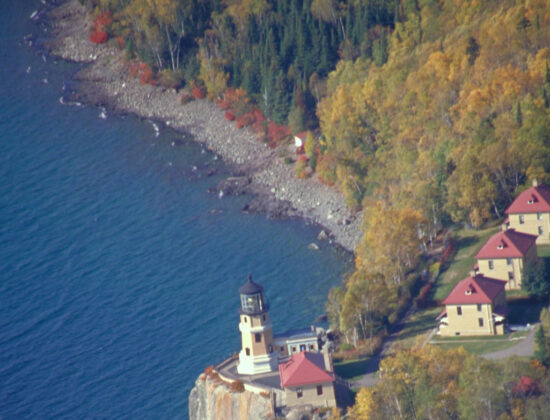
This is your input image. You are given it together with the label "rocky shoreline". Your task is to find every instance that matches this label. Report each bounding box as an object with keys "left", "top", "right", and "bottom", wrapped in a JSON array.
[{"left": 41, "top": 0, "right": 363, "bottom": 252}]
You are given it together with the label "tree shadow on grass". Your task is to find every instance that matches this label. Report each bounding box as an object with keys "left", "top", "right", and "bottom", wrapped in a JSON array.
[
  {"left": 334, "top": 357, "right": 372, "bottom": 380},
  {"left": 508, "top": 299, "right": 545, "bottom": 324}
]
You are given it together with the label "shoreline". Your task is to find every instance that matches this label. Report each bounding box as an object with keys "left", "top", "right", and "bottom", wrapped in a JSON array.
[{"left": 41, "top": 0, "right": 363, "bottom": 253}]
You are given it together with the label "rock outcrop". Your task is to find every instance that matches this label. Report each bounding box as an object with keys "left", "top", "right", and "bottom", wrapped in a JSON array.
[{"left": 188, "top": 374, "right": 273, "bottom": 420}]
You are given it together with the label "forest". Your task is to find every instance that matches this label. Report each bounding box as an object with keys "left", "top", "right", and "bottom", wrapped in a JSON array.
[{"left": 81, "top": 0, "right": 550, "bottom": 417}]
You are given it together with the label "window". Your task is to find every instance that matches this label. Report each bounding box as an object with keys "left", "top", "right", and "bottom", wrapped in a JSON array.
[
  {"left": 457, "top": 306, "right": 462, "bottom": 316},
  {"left": 292, "top": 346, "right": 296, "bottom": 353},
  {"left": 539, "top": 226, "right": 544, "bottom": 236},
  {"left": 507, "top": 258, "right": 512, "bottom": 266},
  {"left": 245, "top": 348, "right": 250, "bottom": 356},
  {"left": 281, "top": 346, "right": 285, "bottom": 352},
  {"left": 317, "top": 385, "right": 323, "bottom": 395},
  {"left": 297, "top": 388, "right": 303, "bottom": 399},
  {"left": 538, "top": 212, "right": 542, "bottom": 220},
  {"left": 300, "top": 344, "right": 306, "bottom": 352},
  {"left": 488, "top": 260, "right": 494, "bottom": 270},
  {"left": 478, "top": 318, "right": 484, "bottom": 327},
  {"left": 255, "top": 333, "right": 261, "bottom": 343},
  {"left": 519, "top": 215, "right": 525, "bottom": 224},
  {"left": 262, "top": 314, "right": 266, "bottom": 321},
  {"left": 477, "top": 304, "right": 482, "bottom": 312},
  {"left": 309, "top": 344, "right": 315, "bottom": 350},
  {"left": 243, "top": 317, "right": 247, "bottom": 323},
  {"left": 508, "top": 271, "right": 515, "bottom": 281}
]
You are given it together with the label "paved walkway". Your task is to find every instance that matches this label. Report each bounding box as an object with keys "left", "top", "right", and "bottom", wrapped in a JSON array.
[
  {"left": 351, "top": 324, "right": 537, "bottom": 388},
  {"left": 481, "top": 326, "right": 536, "bottom": 360}
]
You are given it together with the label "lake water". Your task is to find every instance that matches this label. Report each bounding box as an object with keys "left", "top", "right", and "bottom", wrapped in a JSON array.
[{"left": 0, "top": 1, "right": 351, "bottom": 418}]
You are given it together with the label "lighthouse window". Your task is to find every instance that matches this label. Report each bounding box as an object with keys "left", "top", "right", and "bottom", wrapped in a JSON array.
[
  {"left": 255, "top": 333, "right": 261, "bottom": 343},
  {"left": 244, "top": 317, "right": 247, "bottom": 323},
  {"left": 317, "top": 385, "right": 323, "bottom": 395},
  {"left": 245, "top": 348, "right": 250, "bottom": 356}
]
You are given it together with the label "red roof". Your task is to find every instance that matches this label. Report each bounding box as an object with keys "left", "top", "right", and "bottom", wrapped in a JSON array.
[
  {"left": 475, "top": 229, "right": 537, "bottom": 259},
  {"left": 442, "top": 274, "right": 507, "bottom": 305},
  {"left": 505, "top": 184, "right": 550, "bottom": 214},
  {"left": 279, "top": 351, "right": 334, "bottom": 388}
]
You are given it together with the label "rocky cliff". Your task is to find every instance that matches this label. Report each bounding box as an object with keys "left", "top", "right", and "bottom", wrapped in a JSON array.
[{"left": 188, "top": 373, "right": 273, "bottom": 420}]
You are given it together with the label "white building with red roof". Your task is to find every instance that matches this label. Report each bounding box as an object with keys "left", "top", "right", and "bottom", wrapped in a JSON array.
[
  {"left": 505, "top": 180, "right": 550, "bottom": 244},
  {"left": 475, "top": 228, "right": 538, "bottom": 289},
  {"left": 278, "top": 351, "right": 336, "bottom": 409},
  {"left": 438, "top": 274, "right": 508, "bottom": 336}
]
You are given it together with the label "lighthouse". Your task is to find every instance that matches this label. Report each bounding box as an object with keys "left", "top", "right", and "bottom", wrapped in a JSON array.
[{"left": 237, "top": 275, "right": 279, "bottom": 375}]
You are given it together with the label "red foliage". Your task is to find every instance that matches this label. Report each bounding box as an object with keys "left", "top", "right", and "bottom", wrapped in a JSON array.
[
  {"left": 235, "top": 112, "right": 255, "bottom": 129},
  {"left": 225, "top": 110, "right": 236, "bottom": 121},
  {"left": 127, "top": 61, "right": 140, "bottom": 78},
  {"left": 415, "top": 283, "right": 432, "bottom": 308},
  {"left": 266, "top": 120, "right": 290, "bottom": 146},
  {"left": 115, "top": 36, "right": 125, "bottom": 49},
  {"left": 216, "top": 98, "right": 231, "bottom": 110},
  {"left": 90, "top": 30, "right": 108, "bottom": 44},
  {"left": 90, "top": 11, "right": 112, "bottom": 44},
  {"left": 251, "top": 108, "right": 267, "bottom": 134},
  {"left": 513, "top": 376, "right": 538, "bottom": 396},
  {"left": 93, "top": 11, "right": 112, "bottom": 31},
  {"left": 440, "top": 241, "right": 454, "bottom": 265},
  {"left": 139, "top": 65, "right": 153, "bottom": 85},
  {"left": 192, "top": 85, "right": 206, "bottom": 99}
]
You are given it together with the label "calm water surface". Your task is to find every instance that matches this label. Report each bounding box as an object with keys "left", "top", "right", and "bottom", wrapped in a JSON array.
[{"left": 0, "top": 1, "right": 351, "bottom": 418}]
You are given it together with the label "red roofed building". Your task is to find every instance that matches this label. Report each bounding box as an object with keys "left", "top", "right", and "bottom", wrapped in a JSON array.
[
  {"left": 505, "top": 180, "right": 550, "bottom": 244},
  {"left": 279, "top": 351, "right": 336, "bottom": 408},
  {"left": 475, "top": 228, "right": 538, "bottom": 290},
  {"left": 438, "top": 274, "right": 508, "bottom": 336}
]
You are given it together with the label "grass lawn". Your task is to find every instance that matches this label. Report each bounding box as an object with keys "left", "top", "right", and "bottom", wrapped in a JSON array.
[
  {"left": 391, "top": 307, "right": 441, "bottom": 349},
  {"left": 333, "top": 357, "right": 372, "bottom": 381},
  {"left": 432, "top": 331, "right": 529, "bottom": 354},
  {"left": 537, "top": 245, "right": 550, "bottom": 258},
  {"left": 434, "top": 226, "right": 500, "bottom": 302}
]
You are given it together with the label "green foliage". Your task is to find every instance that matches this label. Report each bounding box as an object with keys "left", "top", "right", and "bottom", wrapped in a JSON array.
[{"left": 522, "top": 259, "right": 550, "bottom": 299}]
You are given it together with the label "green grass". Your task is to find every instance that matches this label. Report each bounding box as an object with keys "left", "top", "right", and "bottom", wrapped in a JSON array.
[
  {"left": 333, "top": 357, "right": 372, "bottom": 381},
  {"left": 432, "top": 331, "right": 529, "bottom": 354},
  {"left": 434, "top": 226, "right": 500, "bottom": 301},
  {"left": 392, "top": 307, "right": 442, "bottom": 348},
  {"left": 537, "top": 245, "right": 550, "bottom": 258}
]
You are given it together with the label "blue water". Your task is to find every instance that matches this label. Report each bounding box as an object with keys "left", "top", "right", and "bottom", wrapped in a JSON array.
[{"left": 0, "top": 2, "right": 351, "bottom": 418}]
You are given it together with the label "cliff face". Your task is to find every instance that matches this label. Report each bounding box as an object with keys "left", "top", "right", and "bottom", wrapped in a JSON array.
[{"left": 188, "top": 374, "right": 273, "bottom": 420}]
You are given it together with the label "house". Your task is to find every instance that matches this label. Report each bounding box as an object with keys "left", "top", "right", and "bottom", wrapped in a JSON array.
[
  {"left": 438, "top": 274, "right": 508, "bottom": 336},
  {"left": 475, "top": 228, "right": 538, "bottom": 290},
  {"left": 505, "top": 180, "right": 550, "bottom": 244},
  {"left": 279, "top": 350, "right": 336, "bottom": 409},
  {"left": 275, "top": 328, "right": 319, "bottom": 358},
  {"left": 294, "top": 131, "right": 307, "bottom": 154}
]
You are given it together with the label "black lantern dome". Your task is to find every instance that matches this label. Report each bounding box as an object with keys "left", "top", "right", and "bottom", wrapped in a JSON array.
[{"left": 239, "top": 274, "right": 268, "bottom": 315}]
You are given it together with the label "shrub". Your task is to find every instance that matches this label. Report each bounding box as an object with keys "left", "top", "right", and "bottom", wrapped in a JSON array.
[
  {"left": 235, "top": 112, "right": 255, "bottom": 129},
  {"left": 266, "top": 120, "right": 290, "bottom": 146},
  {"left": 192, "top": 85, "right": 206, "bottom": 99},
  {"left": 339, "top": 343, "right": 355, "bottom": 352},
  {"left": 157, "top": 69, "right": 184, "bottom": 89},
  {"left": 225, "top": 110, "right": 236, "bottom": 121},
  {"left": 229, "top": 380, "right": 245, "bottom": 393},
  {"left": 139, "top": 65, "right": 154, "bottom": 85},
  {"left": 181, "top": 92, "right": 194, "bottom": 105},
  {"left": 90, "top": 30, "right": 108, "bottom": 44},
  {"left": 316, "top": 152, "right": 337, "bottom": 186}
]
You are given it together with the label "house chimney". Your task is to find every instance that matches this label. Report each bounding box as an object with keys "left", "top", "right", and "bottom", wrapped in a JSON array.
[
  {"left": 322, "top": 345, "right": 333, "bottom": 373},
  {"left": 533, "top": 179, "right": 539, "bottom": 187}
]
